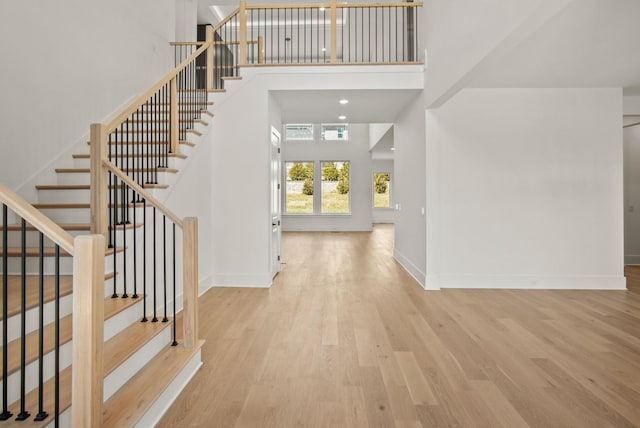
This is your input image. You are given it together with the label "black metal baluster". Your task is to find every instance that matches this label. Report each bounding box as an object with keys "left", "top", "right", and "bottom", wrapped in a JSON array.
[
  {"left": 122, "top": 182, "right": 128, "bottom": 298},
  {"left": 0, "top": 204, "right": 11, "bottom": 421},
  {"left": 152, "top": 207, "right": 158, "bottom": 322},
  {"left": 54, "top": 245, "right": 60, "bottom": 427},
  {"left": 142, "top": 199, "right": 148, "bottom": 322},
  {"left": 35, "top": 232, "right": 48, "bottom": 421},
  {"left": 112, "top": 167, "right": 119, "bottom": 298},
  {"left": 16, "top": 218, "right": 29, "bottom": 421},
  {"left": 162, "top": 216, "right": 168, "bottom": 323},
  {"left": 172, "top": 223, "right": 177, "bottom": 346},
  {"left": 132, "top": 188, "right": 138, "bottom": 299}
]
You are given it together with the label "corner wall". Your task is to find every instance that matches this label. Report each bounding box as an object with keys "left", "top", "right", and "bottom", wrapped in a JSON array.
[
  {"left": 393, "top": 93, "right": 426, "bottom": 287},
  {"left": 425, "top": 88, "right": 624, "bottom": 289},
  {"left": 0, "top": 0, "right": 176, "bottom": 192}
]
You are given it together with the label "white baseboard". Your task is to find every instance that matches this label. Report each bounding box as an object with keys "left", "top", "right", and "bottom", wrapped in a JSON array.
[
  {"left": 392, "top": 248, "right": 426, "bottom": 289},
  {"left": 212, "top": 273, "right": 272, "bottom": 288},
  {"left": 281, "top": 222, "right": 373, "bottom": 232},
  {"left": 430, "top": 274, "right": 627, "bottom": 290},
  {"left": 198, "top": 274, "right": 214, "bottom": 296},
  {"left": 625, "top": 255, "right": 640, "bottom": 265}
]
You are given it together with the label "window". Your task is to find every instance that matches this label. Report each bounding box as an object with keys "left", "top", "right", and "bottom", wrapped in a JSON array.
[
  {"left": 321, "top": 161, "right": 350, "bottom": 214},
  {"left": 285, "top": 162, "right": 314, "bottom": 214},
  {"left": 321, "top": 124, "right": 349, "bottom": 141},
  {"left": 373, "top": 173, "right": 391, "bottom": 208},
  {"left": 285, "top": 124, "right": 314, "bottom": 140}
]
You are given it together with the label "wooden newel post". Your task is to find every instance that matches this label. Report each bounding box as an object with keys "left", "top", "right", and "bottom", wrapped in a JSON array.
[
  {"left": 330, "top": 0, "right": 337, "bottom": 64},
  {"left": 206, "top": 25, "right": 214, "bottom": 91},
  {"left": 182, "top": 217, "right": 199, "bottom": 348},
  {"left": 239, "top": 1, "right": 247, "bottom": 66},
  {"left": 90, "top": 124, "right": 107, "bottom": 237},
  {"left": 72, "top": 235, "right": 105, "bottom": 428}
]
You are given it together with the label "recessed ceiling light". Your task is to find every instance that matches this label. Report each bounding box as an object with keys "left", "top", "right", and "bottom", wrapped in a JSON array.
[
  {"left": 339, "top": 99, "right": 349, "bottom": 105},
  {"left": 338, "top": 115, "right": 347, "bottom": 120},
  {"left": 319, "top": 7, "right": 326, "bottom": 11},
  {"left": 321, "top": 47, "right": 327, "bottom": 52},
  {"left": 390, "top": 147, "right": 395, "bottom": 151}
]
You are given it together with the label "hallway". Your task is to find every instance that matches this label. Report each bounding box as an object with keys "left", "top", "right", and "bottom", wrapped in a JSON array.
[{"left": 159, "top": 225, "right": 640, "bottom": 427}]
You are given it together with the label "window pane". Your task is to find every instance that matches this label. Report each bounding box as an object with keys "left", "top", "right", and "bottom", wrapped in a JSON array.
[
  {"left": 285, "top": 124, "right": 314, "bottom": 140},
  {"left": 373, "top": 173, "right": 391, "bottom": 208},
  {"left": 321, "top": 124, "right": 349, "bottom": 141},
  {"left": 321, "top": 161, "right": 350, "bottom": 214},
  {"left": 285, "top": 162, "right": 314, "bottom": 214}
]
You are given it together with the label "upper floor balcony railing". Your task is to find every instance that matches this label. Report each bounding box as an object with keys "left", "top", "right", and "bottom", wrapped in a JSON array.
[{"left": 179, "top": 0, "right": 422, "bottom": 90}]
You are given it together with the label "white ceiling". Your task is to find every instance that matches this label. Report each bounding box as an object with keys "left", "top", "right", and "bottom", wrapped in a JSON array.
[
  {"left": 468, "top": 0, "right": 640, "bottom": 94},
  {"left": 270, "top": 89, "right": 421, "bottom": 123}
]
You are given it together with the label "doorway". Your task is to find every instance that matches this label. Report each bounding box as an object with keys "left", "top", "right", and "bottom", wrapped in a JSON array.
[{"left": 270, "top": 127, "right": 282, "bottom": 278}]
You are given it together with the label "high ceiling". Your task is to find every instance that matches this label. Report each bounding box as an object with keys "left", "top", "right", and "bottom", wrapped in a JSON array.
[{"left": 467, "top": 0, "right": 640, "bottom": 95}]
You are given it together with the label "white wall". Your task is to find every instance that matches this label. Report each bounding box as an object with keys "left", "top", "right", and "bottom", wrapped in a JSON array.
[
  {"left": 282, "top": 124, "right": 373, "bottom": 232},
  {"left": 423, "top": 0, "right": 572, "bottom": 107},
  {"left": 393, "top": 93, "right": 426, "bottom": 287},
  {"left": 624, "top": 96, "right": 640, "bottom": 115},
  {"left": 0, "top": 0, "right": 175, "bottom": 192},
  {"left": 371, "top": 159, "right": 395, "bottom": 223},
  {"left": 369, "top": 123, "right": 393, "bottom": 150},
  {"left": 624, "top": 124, "right": 640, "bottom": 264},
  {"left": 208, "top": 78, "right": 273, "bottom": 288},
  {"left": 425, "top": 88, "right": 624, "bottom": 289}
]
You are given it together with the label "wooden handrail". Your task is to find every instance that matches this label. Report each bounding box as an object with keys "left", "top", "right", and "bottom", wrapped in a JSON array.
[
  {"left": 243, "top": 2, "right": 422, "bottom": 9},
  {"left": 211, "top": 7, "right": 240, "bottom": 33},
  {"left": 0, "top": 183, "right": 74, "bottom": 254},
  {"left": 102, "top": 160, "right": 184, "bottom": 228},
  {"left": 105, "top": 42, "right": 210, "bottom": 134},
  {"left": 169, "top": 42, "right": 206, "bottom": 46}
]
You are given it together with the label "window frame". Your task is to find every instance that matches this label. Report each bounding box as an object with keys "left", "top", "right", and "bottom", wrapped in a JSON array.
[
  {"left": 284, "top": 161, "right": 315, "bottom": 215},
  {"left": 320, "top": 160, "right": 351, "bottom": 215},
  {"left": 373, "top": 172, "right": 392, "bottom": 209},
  {"left": 284, "top": 124, "right": 314, "bottom": 141},
  {"left": 320, "top": 123, "right": 350, "bottom": 141}
]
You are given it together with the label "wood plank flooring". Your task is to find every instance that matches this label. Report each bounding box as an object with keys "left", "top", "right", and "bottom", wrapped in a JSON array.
[{"left": 159, "top": 225, "right": 640, "bottom": 427}]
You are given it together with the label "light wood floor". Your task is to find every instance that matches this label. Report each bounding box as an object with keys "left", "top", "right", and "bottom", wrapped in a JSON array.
[{"left": 159, "top": 225, "right": 640, "bottom": 427}]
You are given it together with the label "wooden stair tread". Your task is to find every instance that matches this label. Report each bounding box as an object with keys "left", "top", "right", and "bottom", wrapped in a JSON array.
[
  {"left": 186, "top": 129, "right": 202, "bottom": 136},
  {"left": 0, "top": 223, "right": 90, "bottom": 232},
  {"left": 4, "top": 367, "right": 72, "bottom": 427},
  {"left": 36, "top": 184, "right": 168, "bottom": 191},
  {"left": 201, "top": 110, "right": 214, "bottom": 117},
  {"left": 72, "top": 153, "right": 187, "bottom": 160},
  {"left": 0, "top": 272, "right": 115, "bottom": 321},
  {"left": 55, "top": 168, "right": 178, "bottom": 174},
  {"left": 103, "top": 340, "right": 204, "bottom": 428},
  {"left": 0, "top": 295, "right": 139, "bottom": 380},
  {"left": 0, "top": 246, "right": 123, "bottom": 257},
  {"left": 33, "top": 202, "right": 145, "bottom": 209},
  {"left": 103, "top": 318, "right": 172, "bottom": 377}
]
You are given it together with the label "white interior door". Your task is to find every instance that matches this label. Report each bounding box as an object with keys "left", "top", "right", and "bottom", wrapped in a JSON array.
[{"left": 270, "top": 127, "right": 282, "bottom": 277}]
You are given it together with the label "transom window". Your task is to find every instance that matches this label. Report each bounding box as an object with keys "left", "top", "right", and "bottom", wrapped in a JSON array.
[
  {"left": 285, "top": 124, "right": 314, "bottom": 140},
  {"left": 321, "top": 124, "right": 349, "bottom": 141}
]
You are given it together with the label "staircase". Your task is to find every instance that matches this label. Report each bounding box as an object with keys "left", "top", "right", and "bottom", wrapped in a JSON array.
[{"left": 0, "top": 42, "right": 214, "bottom": 427}]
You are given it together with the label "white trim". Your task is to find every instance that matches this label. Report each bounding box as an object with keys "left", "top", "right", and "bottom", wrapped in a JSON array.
[
  {"left": 393, "top": 248, "right": 426, "bottom": 289},
  {"left": 625, "top": 255, "right": 640, "bottom": 265},
  {"left": 282, "top": 223, "right": 373, "bottom": 232},
  {"left": 212, "top": 273, "right": 273, "bottom": 288},
  {"left": 198, "top": 274, "right": 214, "bottom": 296},
  {"left": 430, "top": 274, "right": 627, "bottom": 290}
]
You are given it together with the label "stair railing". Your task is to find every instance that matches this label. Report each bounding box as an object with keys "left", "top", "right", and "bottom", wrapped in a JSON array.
[
  {"left": 207, "top": 0, "right": 422, "bottom": 88},
  {"left": 0, "top": 183, "right": 105, "bottom": 426}
]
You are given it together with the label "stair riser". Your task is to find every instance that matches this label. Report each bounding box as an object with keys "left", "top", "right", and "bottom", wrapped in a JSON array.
[
  {"left": 1, "top": 341, "right": 72, "bottom": 408},
  {"left": 56, "top": 171, "right": 176, "bottom": 186},
  {"left": 73, "top": 156, "right": 185, "bottom": 170},
  {"left": 103, "top": 326, "right": 171, "bottom": 401},
  {"left": 1, "top": 294, "right": 73, "bottom": 343},
  {"left": 104, "top": 299, "right": 144, "bottom": 342},
  {"left": 2, "top": 251, "right": 121, "bottom": 277}
]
